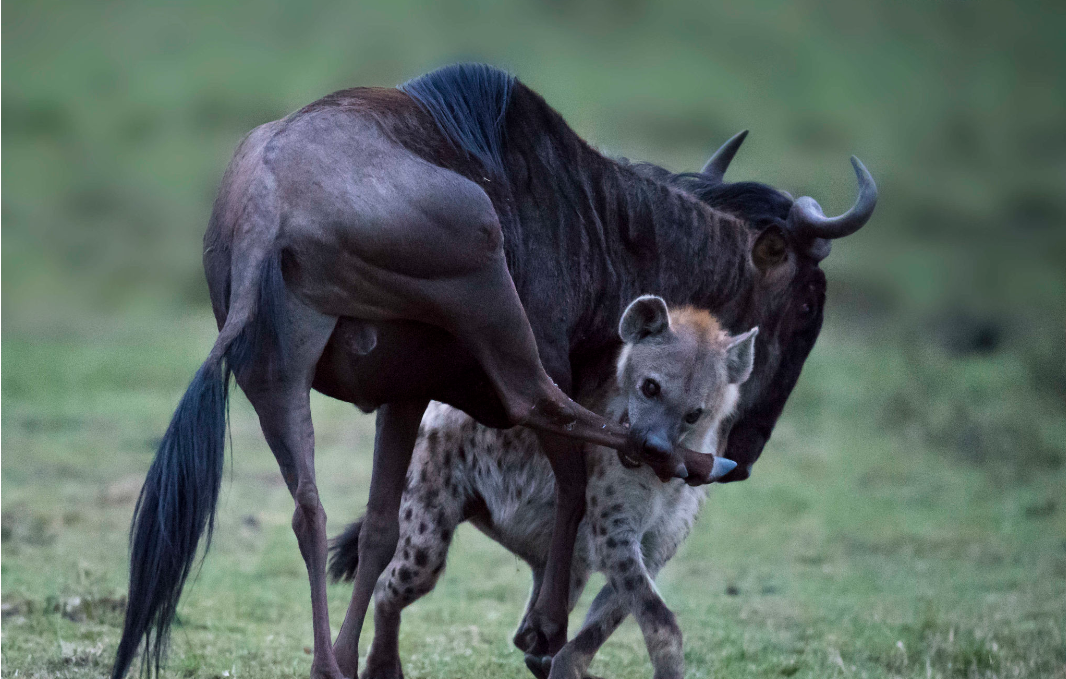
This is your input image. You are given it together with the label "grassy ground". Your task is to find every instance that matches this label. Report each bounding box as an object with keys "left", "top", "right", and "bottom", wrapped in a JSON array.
[
  {"left": 4, "top": 0, "right": 1066, "bottom": 677},
  {"left": 3, "top": 308, "right": 1064, "bottom": 679}
]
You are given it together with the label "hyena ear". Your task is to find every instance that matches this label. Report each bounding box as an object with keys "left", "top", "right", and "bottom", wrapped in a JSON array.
[
  {"left": 619, "top": 295, "right": 670, "bottom": 343},
  {"left": 725, "top": 327, "right": 758, "bottom": 384}
]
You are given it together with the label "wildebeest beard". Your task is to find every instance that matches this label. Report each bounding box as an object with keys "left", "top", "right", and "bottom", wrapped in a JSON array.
[{"left": 304, "top": 64, "right": 856, "bottom": 482}]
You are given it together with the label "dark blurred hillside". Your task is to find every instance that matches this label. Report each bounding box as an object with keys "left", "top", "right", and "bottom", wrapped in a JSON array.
[{"left": 3, "top": 0, "right": 1064, "bottom": 468}]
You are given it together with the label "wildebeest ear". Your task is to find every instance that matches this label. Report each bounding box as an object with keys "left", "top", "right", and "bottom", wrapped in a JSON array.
[
  {"left": 752, "top": 226, "right": 788, "bottom": 270},
  {"left": 619, "top": 295, "right": 670, "bottom": 343},
  {"left": 725, "top": 327, "right": 758, "bottom": 384}
]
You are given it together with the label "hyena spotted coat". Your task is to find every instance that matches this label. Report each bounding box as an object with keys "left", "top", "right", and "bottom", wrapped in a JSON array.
[{"left": 330, "top": 296, "right": 756, "bottom": 679}]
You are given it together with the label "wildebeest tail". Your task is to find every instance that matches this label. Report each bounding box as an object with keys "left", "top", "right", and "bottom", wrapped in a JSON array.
[
  {"left": 327, "top": 516, "right": 366, "bottom": 583},
  {"left": 111, "top": 250, "right": 286, "bottom": 679}
]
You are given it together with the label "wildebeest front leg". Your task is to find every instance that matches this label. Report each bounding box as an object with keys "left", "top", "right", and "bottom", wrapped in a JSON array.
[
  {"left": 239, "top": 302, "right": 340, "bottom": 679},
  {"left": 333, "top": 399, "right": 428, "bottom": 679},
  {"left": 520, "top": 540, "right": 595, "bottom": 679},
  {"left": 514, "top": 433, "right": 587, "bottom": 659}
]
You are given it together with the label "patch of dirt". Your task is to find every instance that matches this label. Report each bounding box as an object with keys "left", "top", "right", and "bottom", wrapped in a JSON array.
[
  {"left": 101, "top": 473, "right": 145, "bottom": 505},
  {"left": 1, "top": 506, "right": 59, "bottom": 546},
  {"left": 60, "top": 640, "right": 104, "bottom": 665},
  {"left": 52, "top": 594, "right": 128, "bottom": 623},
  {"left": 2, "top": 598, "right": 35, "bottom": 618}
]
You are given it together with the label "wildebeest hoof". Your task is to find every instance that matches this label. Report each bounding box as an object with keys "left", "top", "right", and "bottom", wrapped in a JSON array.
[
  {"left": 527, "top": 654, "right": 602, "bottom": 679},
  {"left": 514, "top": 624, "right": 551, "bottom": 655},
  {"left": 513, "top": 611, "right": 565, "bottom": 655},
  {"left": 359, "top": 666, "right": 403, "bottom": 679},
  {"left": 524, "top": 654, "right": 552, "bottom": 679},
  {"left": 309, "top": 663, "right": 350, "bottom": 679},
  {"left": 514, "top": 623, "right": 538, "bottom": 654},
  {"left": 359, "top": 653, "right": 404, "bottom": 679}
]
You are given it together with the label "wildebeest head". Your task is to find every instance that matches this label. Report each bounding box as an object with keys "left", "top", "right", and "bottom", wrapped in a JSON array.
[
  {"left": 614, "top": 295, "right": 757, "bottom": 472},
  {"left": 657, "top": 131, "right": 878, "bottom": 481}
]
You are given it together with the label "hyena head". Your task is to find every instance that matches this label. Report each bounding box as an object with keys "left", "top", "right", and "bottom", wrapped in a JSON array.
[{"left": 616, "top": 295, "right": 758, "bottom": 464}]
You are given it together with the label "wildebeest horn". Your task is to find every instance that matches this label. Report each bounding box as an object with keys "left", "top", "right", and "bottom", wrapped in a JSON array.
[
  {"left": 710, "top": 456, "right": 737, "bottom": 480},
  {"left": 787, "top": 156, "right": 878, "bottom": 241},
  {"left": 701, "top": 130, "right": 748, "bottom": 182}
]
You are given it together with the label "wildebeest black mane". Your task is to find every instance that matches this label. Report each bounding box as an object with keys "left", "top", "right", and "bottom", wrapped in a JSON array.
[
  {"left": 393, "top": 65, "right": 755, "bottom": 356},
  {"left": 623, "top": 161, "right": 794, "bottom": 227},
  {"left": 399, "top": 63, "right": 790, "bottom": 236},
  {"left": 400, "top": 63, "right": 515, "bottom": 179}
]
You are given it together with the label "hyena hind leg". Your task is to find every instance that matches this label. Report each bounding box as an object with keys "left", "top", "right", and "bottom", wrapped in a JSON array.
[{"left": 361, "top": 481, "right": 465, "bottom": 679}]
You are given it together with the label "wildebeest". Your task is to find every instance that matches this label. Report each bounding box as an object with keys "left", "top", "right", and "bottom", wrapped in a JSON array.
[
  {"left": 329, "top": 295, "right": 757, "bottom": 679},
  {"left": 112, "top": 63, "right": 876, "bottom": 679}
]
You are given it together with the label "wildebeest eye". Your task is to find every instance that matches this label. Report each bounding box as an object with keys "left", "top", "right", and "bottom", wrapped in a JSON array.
[
  {"left": 752, "top": 227, "right": 788, "bottom": 270},
  {"left": 801, "top": 302, "right": 813, "bottom": 315},
  {"left": 640, "top": 378, "right": 660, "bottom": 398},
  {"left": 684, "top": 408, "right": 703, "bottom": 424}
]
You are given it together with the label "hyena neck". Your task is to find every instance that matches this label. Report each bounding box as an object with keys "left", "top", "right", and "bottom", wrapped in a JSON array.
[{"left": 600, "top": 383, "right": 630, "bottom": 427}]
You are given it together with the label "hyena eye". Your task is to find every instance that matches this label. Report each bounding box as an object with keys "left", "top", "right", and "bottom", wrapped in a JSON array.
[
  {"left": 684, "top": 409, "right": 703, "bottom": 424},
  {"left": 640, "top": 378, "right": 660, "bottom": 398}
]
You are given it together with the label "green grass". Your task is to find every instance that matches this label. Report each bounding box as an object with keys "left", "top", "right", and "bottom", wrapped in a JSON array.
[{"left": 3, "top": 311, "right": 1064, "bottom": 678}]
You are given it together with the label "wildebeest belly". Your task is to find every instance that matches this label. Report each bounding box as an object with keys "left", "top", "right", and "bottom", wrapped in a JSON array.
[{"left": 313, "top": 317, "right": 512, "bottom": 428}]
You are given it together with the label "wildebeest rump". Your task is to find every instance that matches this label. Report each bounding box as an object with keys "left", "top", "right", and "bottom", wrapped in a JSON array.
[{"left": 112, "top": 63, "right": 876, "bottom": 679}]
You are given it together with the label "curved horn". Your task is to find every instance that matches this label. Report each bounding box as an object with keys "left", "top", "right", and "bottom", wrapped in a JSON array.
[
  {"left": 701, "top": 130, "right": 748, "bottom": 182},
  {"left": 787, "top": 156, "right": 878, "bottom": 240}
]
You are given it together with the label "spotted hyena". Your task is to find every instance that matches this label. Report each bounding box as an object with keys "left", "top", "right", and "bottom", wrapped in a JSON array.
[{"left": 330, "top": 295, "right": 757, "bottom": 679}]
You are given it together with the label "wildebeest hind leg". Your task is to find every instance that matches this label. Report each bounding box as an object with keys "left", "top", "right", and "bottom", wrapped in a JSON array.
[
  {"left": 333, "top": 400, "right": 428, "bottom": 679},
  {"left": 429, "top": 256, "right": 630, "bottom": 450},
  {"left": 238, "top": 299, "right": 340, "bottom": 679}
]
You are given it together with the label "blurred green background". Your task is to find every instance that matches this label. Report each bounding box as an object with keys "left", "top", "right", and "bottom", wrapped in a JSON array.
[{"left": 3, "top": 1, "right": 1064, "bottom": 678}]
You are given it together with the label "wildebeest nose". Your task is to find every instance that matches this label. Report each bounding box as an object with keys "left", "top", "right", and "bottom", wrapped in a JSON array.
[{"left": 642, "top": 433, "right": 671, "bottom": 459}]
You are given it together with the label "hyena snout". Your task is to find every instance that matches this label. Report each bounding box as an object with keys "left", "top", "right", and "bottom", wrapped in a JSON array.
[
  {"left": 631, "top": 426, "right": 688, "bottom": 480},
  {"left": 642, "top": 430, "right": 672, "bottom": 459}
]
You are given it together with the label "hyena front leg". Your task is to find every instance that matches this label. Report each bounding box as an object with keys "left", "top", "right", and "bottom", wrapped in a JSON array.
[
  {"left": 362, "top": 473, "right": 465, "bottom": 679},
  {"left": 626, "top": 567, "right": 683, "bottom": 679},
  {"left": 551, "top": 513, "right": 682, "bottom": 679},
  {"left": 544, "top": 583, "right": 629, "bottom": 679}
]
